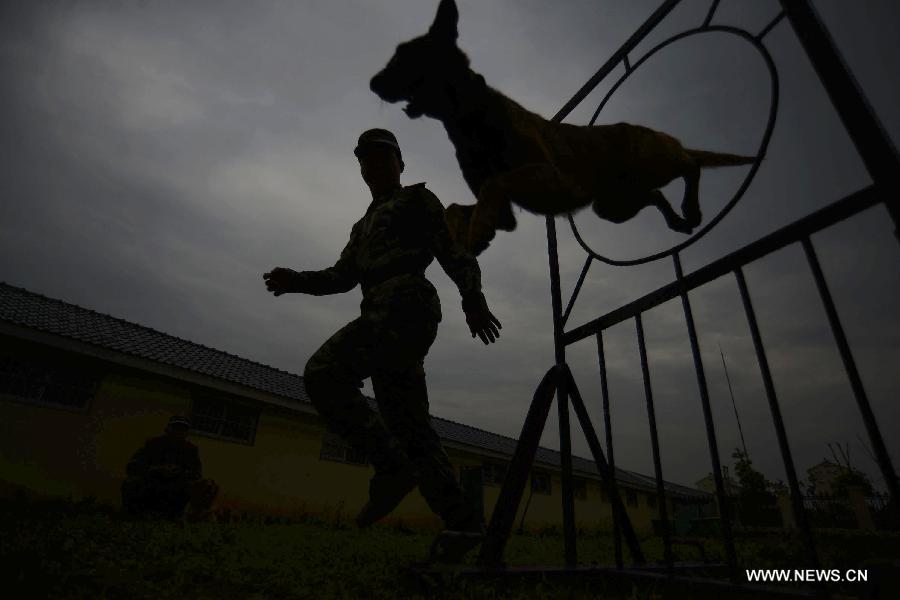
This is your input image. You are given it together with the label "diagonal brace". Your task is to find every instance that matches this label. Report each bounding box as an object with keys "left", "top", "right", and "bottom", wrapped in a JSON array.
[{"left": 564, "top": 365, "right": 646, "bottom": 565}]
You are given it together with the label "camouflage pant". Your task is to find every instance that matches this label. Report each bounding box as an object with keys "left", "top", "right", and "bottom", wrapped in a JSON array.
[{"left": 303, "top": 308, "right": 474, "bottom": 527}]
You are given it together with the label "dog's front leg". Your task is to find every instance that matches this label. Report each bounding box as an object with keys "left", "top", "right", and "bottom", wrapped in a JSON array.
[{"left": 468, "top": 163, "right": 587, "bottom": 253}]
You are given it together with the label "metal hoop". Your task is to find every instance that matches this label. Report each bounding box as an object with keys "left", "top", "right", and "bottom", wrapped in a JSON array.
[{"left": 567, "top": 25, "right": 779, "bottom": 267}]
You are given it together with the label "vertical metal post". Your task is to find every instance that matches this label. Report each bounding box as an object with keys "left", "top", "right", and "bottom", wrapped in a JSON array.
[
  {"left": 801, "top": 238, "right": 899, "bottom": 519},
  {"left": 781, "top": 0, "right": 900, "bottom": 241},
  {"left": 634, "top": 313, "right": 674, "bottom": 571},
  {"left": 565, "top": 366, "right": 646, "bottom": 565},
  {"left": 673, "top": 254, "right": 738, "bottom": 580},
  {"left": 596, "top": 331, "right": 623, "bottom": 569},
  {"left": 547, "top": 216, "right": 577, "bottom": 566},
  {"left": 735, "top": 267, "right": 820, "bottom": 568}
]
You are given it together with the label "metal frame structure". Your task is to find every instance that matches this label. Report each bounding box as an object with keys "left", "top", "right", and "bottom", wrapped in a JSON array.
[{"left": 414, "top": 0, "right": 899, "bottom": 595}]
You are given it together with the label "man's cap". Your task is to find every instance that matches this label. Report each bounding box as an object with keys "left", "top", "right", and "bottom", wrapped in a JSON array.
[
  {"left": 167, "top": 415, "right": 191, "bottom": 429},
  {"left": 354, "top": 128, "right": 402, "bottom": 159}
]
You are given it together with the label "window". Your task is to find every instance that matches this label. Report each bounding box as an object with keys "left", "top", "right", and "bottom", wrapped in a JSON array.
[
  {"left": 625, "top": 489, "right": 638, "bottom": 507},
  {"left": 319, "top": 431, "right": 367, "bottom": 465},
  {"left": 531, "top": 471, "right": 551, "bottom": 495},
  {"left": 573, "top": 478, "right": 587, "bottom": 500},
  {"left": 0, "top": 357, "right": 97, "bottom": 410},
  {"left": 483, "top": 462, "right": 508, "bottom": 486},
  {"left": 646, "top": 493, "right": 657, "bottom": 509},
  {"left": 190, "top": 393, "right": 259, "bottom": 444}
]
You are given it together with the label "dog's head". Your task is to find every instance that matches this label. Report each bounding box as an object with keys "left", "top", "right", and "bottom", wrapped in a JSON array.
[{"left": 370, "top": 0, "right": 469, "bottom": 119}]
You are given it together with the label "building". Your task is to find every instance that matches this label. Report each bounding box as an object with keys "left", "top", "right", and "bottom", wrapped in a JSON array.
[
  {"left": 695, "top": 468, "right": 741, "bottom": 497},
  {"left": 0, "top": 281, "right": 709, "bottom": 532}
]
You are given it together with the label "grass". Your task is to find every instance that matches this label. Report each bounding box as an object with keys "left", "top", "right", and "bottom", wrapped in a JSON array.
[{"left": 2, "top": 495, "right": 898, "bottom": 599}]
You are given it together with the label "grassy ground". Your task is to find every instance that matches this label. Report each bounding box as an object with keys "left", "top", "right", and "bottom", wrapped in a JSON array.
[{"left": 2, "top": 496, "right": 898, "bottom": 599}]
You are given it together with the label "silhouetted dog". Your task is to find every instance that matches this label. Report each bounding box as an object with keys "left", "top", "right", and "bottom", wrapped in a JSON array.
[{"left": 371, "top": 0, "right": 755, "bottom": 254}]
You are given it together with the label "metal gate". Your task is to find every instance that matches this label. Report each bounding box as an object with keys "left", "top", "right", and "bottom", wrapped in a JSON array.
[{"left": 417, "top": 0, "right": 899, "bottom": 595}]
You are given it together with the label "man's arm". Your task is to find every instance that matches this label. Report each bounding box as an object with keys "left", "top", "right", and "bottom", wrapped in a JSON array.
[
  {"left": 418, "top": 187, "right": 501, "bottom": 344},
  {"left": 264, "top": 223, "right": 360, "bottom": 296}
]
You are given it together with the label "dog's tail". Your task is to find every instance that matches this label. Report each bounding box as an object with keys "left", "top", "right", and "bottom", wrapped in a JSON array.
[{"left": 687, "top": 149, "right": 756, "bottom": 168}]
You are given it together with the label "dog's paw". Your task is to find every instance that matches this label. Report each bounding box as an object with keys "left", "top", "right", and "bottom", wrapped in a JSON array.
[
  {"left": 445, "top": 203, "right": 475, "bottom": 247},
  {"left": 496, "top": 203, "right": 518, "bottom": 232},
  {"left": 466, "top": 223, "right": 496, "bottom": 256},
  {"left": 671, "top": 221, "right": 694, "bottom": 235}
]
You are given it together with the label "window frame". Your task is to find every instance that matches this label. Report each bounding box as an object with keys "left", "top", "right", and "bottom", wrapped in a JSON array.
[
  {"left": 189, "top": 391, "right": 260, "bottom": 446},
  {"left": 625, "top": 489, "right": 638, "bottom": 507},
  {"left": 573, "top": 477, "right": 588, "bottom": 501},
  {"left": 0, "top": 356, "right": 98, "bottom": 413},
  {"left": 482, "top": 461, "right": 508, "bottom": 487},
  {"left": 319, "top": 430, "right": 368, "bottom": 466},
  {"left": 531, "top": 471, "right": 552, "bottom": 496}
]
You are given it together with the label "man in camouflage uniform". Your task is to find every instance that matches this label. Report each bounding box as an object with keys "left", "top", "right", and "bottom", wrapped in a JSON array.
[
  {"left": 122, "top": 415, "right": 203, "bottom": 520},
  {"left": 264, "top": 128, "right": 500, "bottom": 560}
]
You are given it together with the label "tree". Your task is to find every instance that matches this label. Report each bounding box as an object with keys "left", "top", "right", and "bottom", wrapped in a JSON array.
[
  {"left": 826, "top": 441, "right": 875, "bottom": 496},
  {"left": 832, "top": 469, "right": 874, "bottom": 497},
  {"left": 731, "top": 448, "right": 779, "bottom": 526}
]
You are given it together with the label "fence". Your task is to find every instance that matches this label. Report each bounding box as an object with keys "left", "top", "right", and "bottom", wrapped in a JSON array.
[{"left": 468, "top": 0, "right": 900, "bottom": 589}]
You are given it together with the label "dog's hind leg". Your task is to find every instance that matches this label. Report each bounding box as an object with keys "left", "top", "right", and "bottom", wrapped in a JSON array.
[
  {"left": 648, "top": 189, "right": 693, "bottom": 234},
  {"left": 593, "top": 189, "right": 693, "bottom": 234}
]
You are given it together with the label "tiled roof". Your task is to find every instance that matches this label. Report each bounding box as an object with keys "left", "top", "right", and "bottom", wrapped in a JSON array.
[
  {"left": 0, "top": 281, "right": 309, "bottom": 404},
  {"left": 0, "top": 281, "right": 709, "bottom": 499}
]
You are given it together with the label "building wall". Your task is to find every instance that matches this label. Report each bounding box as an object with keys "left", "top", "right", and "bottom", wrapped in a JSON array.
[{"left": 1, "top": 338, "right": 677, "bottom": 533}]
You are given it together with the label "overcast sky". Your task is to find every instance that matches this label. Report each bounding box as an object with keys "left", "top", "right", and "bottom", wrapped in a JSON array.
[{"left": 2, "top": 0, "right": 898, "bottom": 493}]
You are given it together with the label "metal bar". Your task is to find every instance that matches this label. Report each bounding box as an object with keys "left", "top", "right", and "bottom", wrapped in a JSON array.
[
  {"left": 623, "top": 54, "right": 632, "bottom": 72},
  {"left": 596, "top": 332, "right": 623, "bottom": 569},
  {"left": 479, "top": 367, "right": 559, "bottom": 568},
  {"left": 673, "top": 254, "right": 738, "bottom": 581},
  {"left": 635, "top": 314, "right": 674, "bottom": 571},
  {"left": 735, "top": 267, "right": 820, "bottom": 569},
  {"left": 562, "top": 255, "right": 593, "bottom": 326},
  {"left": 564, "top": 365, "right": 646, "bottom": 565},
  {"left": 801, "top": 237, "right": 899, "bottom": 518},
  {"left": 756, "top": 11, "right": 785, "bottom": 41},
  {"left": 546, "top": 215, "right": 577, "bottom": 565},
  {"left": 551, "top": 0, "right": 681, "bottom": 123},
  {"left": 556, "top": 368, "right": 577, "bottom": 566},
  {"left": 702, "top": 0, "right": 720, "bottom": 28},
  {"left": 564, "top": 185, "right": 881, "bottom": 345},
  {"left": 781, "top": 0, "right": 900, "bottom": 239}
]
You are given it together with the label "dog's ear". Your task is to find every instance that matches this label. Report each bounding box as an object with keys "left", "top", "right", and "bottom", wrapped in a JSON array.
[{"left": 428, "top": 0, "right": 459, "bottom": 42}]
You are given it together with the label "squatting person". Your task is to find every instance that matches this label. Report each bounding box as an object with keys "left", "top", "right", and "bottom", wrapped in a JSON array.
[
  {"left": 264, "top": 128, "right": 501, "bottom": 562},
  {"left": 122, "top": 415, "right": 205, "bottom": 520}
]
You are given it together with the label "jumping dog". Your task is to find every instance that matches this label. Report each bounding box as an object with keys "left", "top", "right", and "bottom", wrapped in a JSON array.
[{"left": 370, "top": 0, "right": 755, "bottom": 255}]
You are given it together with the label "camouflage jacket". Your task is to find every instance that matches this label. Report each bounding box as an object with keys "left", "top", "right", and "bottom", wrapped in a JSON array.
[
  {"left": 126, "top": 435, "right": 202, "bottom": 484},
  {"left": 292, "top": 183, "right": 482, "bottom": 322}
]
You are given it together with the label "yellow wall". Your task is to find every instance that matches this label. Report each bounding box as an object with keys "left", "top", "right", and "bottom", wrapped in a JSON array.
[{"left": 0, "top": 340, "right": 680, "bottom": 533}]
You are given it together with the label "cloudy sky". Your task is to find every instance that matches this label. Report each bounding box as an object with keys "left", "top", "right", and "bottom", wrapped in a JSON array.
[{"left": 2, "top": 0, "right": 898, "bottom": 493}]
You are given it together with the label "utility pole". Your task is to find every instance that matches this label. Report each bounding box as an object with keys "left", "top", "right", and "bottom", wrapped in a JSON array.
[{"left": 720, "top": 343, "right": 749, "bottom": 460}]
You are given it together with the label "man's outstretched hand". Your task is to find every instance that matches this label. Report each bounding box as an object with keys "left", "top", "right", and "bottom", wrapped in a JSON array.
[
  {"left": 263, "top": 267, "right": 301, "bottom": 296},
  {"left": 462, "top": 292, "right": 502, "bottom": 345}
]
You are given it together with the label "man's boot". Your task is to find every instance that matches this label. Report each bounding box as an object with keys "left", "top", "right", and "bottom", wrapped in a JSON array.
[
  {"left": 355, "top": 462, "right": 419, "bottom": 528},
  {"left": 354, "top": 425, "right": 420, "bottom": 528},
  {"left": 428, "top": 508, "right": 485, "bottom": 564}
]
